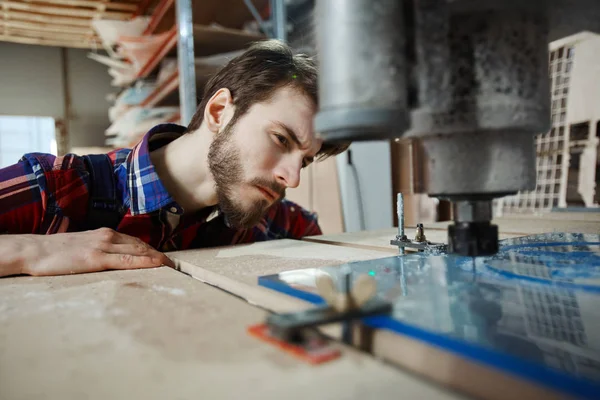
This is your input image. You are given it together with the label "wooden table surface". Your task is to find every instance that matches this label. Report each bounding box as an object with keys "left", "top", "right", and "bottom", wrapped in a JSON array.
[
  {"left": 2, "top": 212, "right": 597, "bottom": 400},
  {"left": 0, "top": 264, "right": 463, "bottom": 400},
  {"left": 304, "top": 213, "right": 600, "bottom": 254}
]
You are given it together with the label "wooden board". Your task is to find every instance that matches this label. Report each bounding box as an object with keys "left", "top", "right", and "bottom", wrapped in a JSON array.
[
  {"left": 0, "top": 0, "right": 139, "bottom": 48},
  {"left": 167, "top": 239, "right": 392, "bottom": 287},
  {"left": 304, "top": 214, "right": 600, "bottom": 253},
  {"left": 165, "top": 234, "right": 586, "bottom": 400},
  {"left": 500, "top": 211, "right": 600, "bottom": 223},
  {"left": 0, "top": 267, "right": 462, "bottom": 400}
]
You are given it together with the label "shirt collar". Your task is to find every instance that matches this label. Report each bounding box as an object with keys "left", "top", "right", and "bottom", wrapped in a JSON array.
[{"left": 124, "top": 123, "right": 187, "bottom": 216}]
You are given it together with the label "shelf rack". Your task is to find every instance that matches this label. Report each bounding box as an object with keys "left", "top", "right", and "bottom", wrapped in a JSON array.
[{"left": 105, "top": 0, "right": 290, "bottom": 148}]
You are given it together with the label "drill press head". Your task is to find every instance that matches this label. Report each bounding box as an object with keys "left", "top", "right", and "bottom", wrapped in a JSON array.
[{"left": 313, "top": 0, "right": 560, "bottom": 256}]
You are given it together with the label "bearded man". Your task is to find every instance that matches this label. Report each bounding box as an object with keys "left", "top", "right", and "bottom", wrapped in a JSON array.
[{"left": 0, "top": 40, "right": 348, "bottom": 278}]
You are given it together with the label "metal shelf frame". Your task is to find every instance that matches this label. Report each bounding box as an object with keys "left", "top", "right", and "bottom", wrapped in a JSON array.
[
  {"left": 175, "top": 0, "right": 196, "bottom": 125},
  {"left": 174, "top": 0, "right": 287, "bottom": 125}
]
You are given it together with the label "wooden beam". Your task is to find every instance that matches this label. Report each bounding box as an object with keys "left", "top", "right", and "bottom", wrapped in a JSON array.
[
  {"left": 1, "top": 10, "right": 92, "bottom": 26},
  {"left": 0, "top": 19, "right": 93, "bottom": 35},
  {"left": 0, "top": 34, "right": 99, "bottom": 48},
  {"left": 3, "top": 27, "right": 99, "bottom": 44},
  {"left": 2, "top": 1, "right": 133, "bottom": 19},
  {"left": 16, "top": 0, "right": 139, "bottom": 11}
]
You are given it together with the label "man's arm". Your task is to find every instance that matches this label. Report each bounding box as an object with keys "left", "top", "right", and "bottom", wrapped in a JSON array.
[
  {"left": 0, "top": 158, "right": 47, "bottom": 234},
  {"left": 265, "top": 199, "right": 323, "bottom": 239},
  {"left": 0, "top": 229, "right": 174, "bottom": 278},
  {"left": 0, "top": 155, "right": 174, "bottom": 278}
]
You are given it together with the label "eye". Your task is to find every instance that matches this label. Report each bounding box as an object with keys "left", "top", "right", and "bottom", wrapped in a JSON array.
[{"left": 274, "top": 133, "right": 289, "bottom": 148}]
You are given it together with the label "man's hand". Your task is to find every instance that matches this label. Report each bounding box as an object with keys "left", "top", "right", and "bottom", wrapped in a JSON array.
[{"left": 0, "top": 228, "right": 175, "bottom": 277}]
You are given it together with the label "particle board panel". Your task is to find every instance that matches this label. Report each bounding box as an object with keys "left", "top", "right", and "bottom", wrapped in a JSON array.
[
  {"left": 0, "top": 267, "right": 463, "bottom": 400},
  {"left": 425, "top": 217, "right": 599, "bottom": 235},
  {"left": 304, "top": 216, "right": 599, "bottom": 253},
  {"left": 167, "top": 239, "right": 392, "bottom": 287},
  {"left": 501, "top": 211, "right": 600, "bottom": 222},
  {"left": 165, "top": 236, "right": 570, "bottom": 400},
  {"left": 304, "top": 227, "right": 522, "bottom": 254}
]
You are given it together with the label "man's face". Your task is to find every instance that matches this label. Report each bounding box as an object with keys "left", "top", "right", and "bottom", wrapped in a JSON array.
[{"left": 208, "top": 86, "right": 321, "bottom": 228}]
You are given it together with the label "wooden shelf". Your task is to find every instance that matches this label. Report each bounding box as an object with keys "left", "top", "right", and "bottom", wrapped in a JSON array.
[
  {"left": 136, "top": 24, "right": 263, "bottom": 79},
  {"left": 192, "top": 24, "right": 264, "bottom": 56},
  {"left": 140, "top": 69, "right": 179, "bottom": 107},
  {"left": 0, "top": 0, "right": 141, "bottom": 49},
  {"left": 125, "top": 111, "right": 180, "bottom": 147},
  {"left": 108, "top": 0, "right": 265, "bottom": 148},
  {"left": 149, "top": 0, "right": 269, "bottom": 34},
  {"left": 136, "top": 26, "right": 177, "bottom": 79},
  {"left": 140, "top": 62, "right": 222, "bottom": 107}
]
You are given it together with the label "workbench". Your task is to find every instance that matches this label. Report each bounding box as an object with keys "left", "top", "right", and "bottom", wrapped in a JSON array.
[{"left": 1, "top": 212, "right": 598, "bottom": 400}]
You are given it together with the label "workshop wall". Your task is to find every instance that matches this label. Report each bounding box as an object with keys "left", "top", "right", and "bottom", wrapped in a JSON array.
[
  {"left": 0, "top": 42, "right": 112, "bottom": 149},
  {"left": 0, "top": 42, "right": 64, "bottom": 118}
]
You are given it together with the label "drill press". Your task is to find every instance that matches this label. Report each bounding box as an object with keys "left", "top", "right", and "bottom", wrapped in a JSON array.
[{"left": 313, "top": 0, "right": 600, "bottom": 256}]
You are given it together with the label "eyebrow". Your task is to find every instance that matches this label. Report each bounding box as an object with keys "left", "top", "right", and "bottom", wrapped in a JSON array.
[
  {"left": 272, "top": 121, "right": 316, "bottom": 162},
  {"left": 273, "top": 121, "right": 302, "bottom": 148}
]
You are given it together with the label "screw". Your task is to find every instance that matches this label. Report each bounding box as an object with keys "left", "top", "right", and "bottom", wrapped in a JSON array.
[
  {"left": 397, "top": 193, "right": 405, "bottom": 255},
  {"left": 415, "top": 223, "right": 427, "bottom": 242}
]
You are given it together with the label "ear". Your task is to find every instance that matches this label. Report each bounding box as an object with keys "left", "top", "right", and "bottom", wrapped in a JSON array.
[{"left": 203, "top": 88, "right": 234, "bottom": 134}]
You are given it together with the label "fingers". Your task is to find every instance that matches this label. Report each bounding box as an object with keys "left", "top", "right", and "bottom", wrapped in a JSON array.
[
  {"left": 90, "top": 228, "right": 176, "bottom": 269},
  {"left": 93, "top": 252, "right": 164, "bottom": 270},
  {"left": 105, "top": 243, "right": 153, "bottom": 256},
  {"left": 154, "top": 253, "right": 176, "bottom": 268},
  {"left": 92, "top": 228, "right": 143, "bottom": 245},
  {"left": 101, "top": 245, "right": 176, "bottom": 269}
]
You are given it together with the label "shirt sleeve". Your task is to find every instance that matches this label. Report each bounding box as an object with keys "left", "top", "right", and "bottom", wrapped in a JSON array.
[
  {"left": 0, "top": 153, "right": 90, "bottom": 234},
  {"left": 266, "top": 199, "right": 323, "bottom": 239}
]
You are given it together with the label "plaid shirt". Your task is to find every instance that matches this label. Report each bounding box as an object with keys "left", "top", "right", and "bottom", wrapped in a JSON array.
[{"left": 0, "top": 124, "right": 322, "bottom": 252}]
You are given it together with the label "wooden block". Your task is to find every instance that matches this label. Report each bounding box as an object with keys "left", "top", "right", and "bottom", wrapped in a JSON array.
[{"left": 0, "top": 267, "right": 462, "bottom": 400}]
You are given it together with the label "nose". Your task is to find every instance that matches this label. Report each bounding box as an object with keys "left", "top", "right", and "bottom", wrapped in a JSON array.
[{"left": 274, "top": 156, "right": 301, "bottom": 189}]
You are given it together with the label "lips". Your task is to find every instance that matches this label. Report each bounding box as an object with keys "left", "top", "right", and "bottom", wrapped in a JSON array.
[{"left": 256, "top": 185, "right": 278, "bottom": 201}]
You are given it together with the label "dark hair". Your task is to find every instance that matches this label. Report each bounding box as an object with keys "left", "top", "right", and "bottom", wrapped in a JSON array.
[{"left": 187, "top": 39, "right": 348, "bottom": 160}]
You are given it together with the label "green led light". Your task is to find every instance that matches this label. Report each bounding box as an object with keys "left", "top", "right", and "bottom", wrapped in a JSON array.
[{"left": 368, "top": 270, "right": 376, "bottom": 276}]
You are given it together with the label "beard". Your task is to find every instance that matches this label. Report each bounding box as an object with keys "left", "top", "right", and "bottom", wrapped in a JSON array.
[{"left": 207, "top": 122, "right": 286, "bottom": 229}]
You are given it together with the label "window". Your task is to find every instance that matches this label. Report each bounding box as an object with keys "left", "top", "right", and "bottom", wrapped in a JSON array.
[
  {"left": 566, "top": 61, "right": 572, "bottom": 73},
  {"left": 0, "top": 116, "right": 56, "bottom": 168}
]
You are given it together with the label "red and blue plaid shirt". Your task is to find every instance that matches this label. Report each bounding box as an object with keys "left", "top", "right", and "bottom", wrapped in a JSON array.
[{"left": 0, "top": 124, "right": 322, "bottom": 251}]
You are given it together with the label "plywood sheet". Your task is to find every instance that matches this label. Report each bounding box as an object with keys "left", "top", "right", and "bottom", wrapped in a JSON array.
[
  {"left": 304, "top": 216, "right": 599, "bottom": 253},
  {"left": 165, "top": 227, "right": 595, "bottom": 400},
  {"left": 167, "top": 238, "right": 392, "bottom": 287},
  {"left": 426, "top": 217, "right": 599, "bottom": 235},
  {"left": 0, "top": 267, "right": 462, "bottom": 400},
  {"left": 501, "top": 211, "right": 600, "bottom": 223}
]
